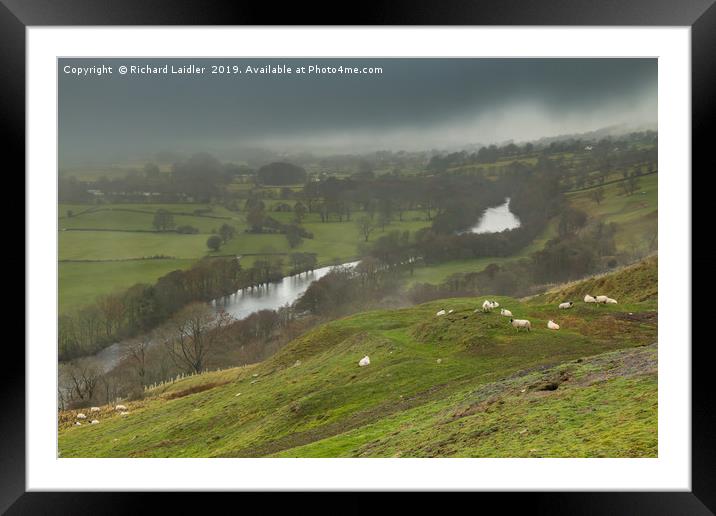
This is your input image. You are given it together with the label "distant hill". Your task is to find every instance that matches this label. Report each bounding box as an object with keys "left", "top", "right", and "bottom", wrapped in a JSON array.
[{"left": 59, "top": 256, "right": 657, "bottom": 458}]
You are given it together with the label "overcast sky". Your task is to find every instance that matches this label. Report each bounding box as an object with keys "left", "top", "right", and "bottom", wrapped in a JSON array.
[{"left": 59, "top": 58, "right": 657, "bottom": 166}]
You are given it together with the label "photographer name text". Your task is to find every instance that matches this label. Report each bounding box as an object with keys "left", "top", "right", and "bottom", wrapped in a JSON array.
[{"left": 62, "top": 63, "right": 384, "bottom": 78}]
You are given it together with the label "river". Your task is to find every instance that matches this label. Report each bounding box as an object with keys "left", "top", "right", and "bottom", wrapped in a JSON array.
[
  {"left": 211, "top": 260, "right": 360, "bottom": 319},
  {"left": 463, "top": 197, "right": 521, "bottom": 234},
  {"left": 83, "top": 260, "right": 360, "bottom": 374}
]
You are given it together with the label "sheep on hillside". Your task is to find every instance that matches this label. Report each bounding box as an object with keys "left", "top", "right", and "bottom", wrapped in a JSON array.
[
  {"left": 359, "top": 356, "right": 370, "bottom": 367},
  {"left": 74, "top": 422, "right": 82, "bottom": 426},
  {"left": 76, "top": 413, "right": 87, "bottom": 420},
  {"left": 500, "top": 308, "right": 513, "bottom": 317},
  {"left": 558, "top": 302, "right": 573, "bottom": 309},
  {"left": 448, "top": 309, "right": 454, "bottom": 314},
  {"left": 584, "top": 295, "right": 597, "bottom": 303},
  {"left": 90, "top": 419, "right": 99, "bottom": 425},
  {"left": 547, "top": 320, "right": 560, "bottom": 330},
  {"left": 436, "top": 309, "right": 446, "bottom": 316},
  {"left": 482, "top": 300, "right": 498, "bottom": 312},
  {"left": 510, "top": 318, "right": 531, "bottom": 332},
  {"left": 115, "top": 404, "right": 127, "bottom": 411},
  {"left": 595, "top": 295, "right": 609, "bottom": 304},
  {"left": 90, "top": 406, "right": 101, "bottom": 412}
]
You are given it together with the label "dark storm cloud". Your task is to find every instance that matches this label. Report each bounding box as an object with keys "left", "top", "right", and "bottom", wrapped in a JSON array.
[{"left": 58, "top": 58, "right": 656, "bottom": 164}]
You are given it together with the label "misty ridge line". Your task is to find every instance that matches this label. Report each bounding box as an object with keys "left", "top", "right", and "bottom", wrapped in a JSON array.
[{"left": 60, "top": 123, "right": 656, "bottom": 170}]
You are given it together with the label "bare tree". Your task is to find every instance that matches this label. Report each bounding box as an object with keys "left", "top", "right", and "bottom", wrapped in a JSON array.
[
  {"left": 161, "top": 303, "right": 233, "bottom": 374},
  {"left": 356, "top": 216, "right": 376, "bottom": 242},
  {"left": 125, "top": 333, "right": 152, "bottom": 387},
  {"left": 620, "top": 173, "right": 640, "bottom": 196},
  {"left": 96, "top": 293, "right": 125, "bottom": 337},
  {"left": 63, "top": 358, "right": 102, "bottom": 404},
  {"left": 589, "top": 187, "right": 605, "bottom": 205}
]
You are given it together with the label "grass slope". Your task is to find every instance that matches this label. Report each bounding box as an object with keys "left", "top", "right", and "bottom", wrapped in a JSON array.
[
  {"left": 59, "top": 258, "right": 657, "bottom": 458},
  {"left": 567, "top": 173, "right": 657, "bottom": 252}
]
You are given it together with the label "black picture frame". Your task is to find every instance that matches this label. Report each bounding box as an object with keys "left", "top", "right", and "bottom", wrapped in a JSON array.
[{"left": 7, "top": 0, "right": 710, "bottom": 512}]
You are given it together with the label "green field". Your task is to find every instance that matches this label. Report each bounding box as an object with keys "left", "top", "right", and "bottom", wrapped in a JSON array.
[
  {"left": 567, "top": 173, "right": 657, "bottom": 251},
  {"left": 59, "top": 231, "right": 211, "bottom": 261},
  {"left": 60, "top": 209, "right": 238, "bottom": 233},
  {"left": 58, "top": 258, "right": 657, "bottom": 457},
  {"left": 59, "top": 259, "right": 195, "bottom": 314}
]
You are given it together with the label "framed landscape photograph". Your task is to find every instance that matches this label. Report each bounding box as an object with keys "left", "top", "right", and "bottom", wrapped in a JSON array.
[{"left": 9, "top": 0, "right": 711, "bottom": 511}]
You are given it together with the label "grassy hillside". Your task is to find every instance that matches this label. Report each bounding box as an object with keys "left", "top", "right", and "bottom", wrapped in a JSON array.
[
  {"left": 534, "top": 255, "right": 657, "bottom": 306},
  {"left": 58, "top": 257, "right": 657, "bottom": 458},
  {"left": 567, "top": 173, "right": 657, "bottom": 252}
]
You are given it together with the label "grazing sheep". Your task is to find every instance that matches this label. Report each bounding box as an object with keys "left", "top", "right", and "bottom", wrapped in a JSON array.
[
  {"left": 436, "top": 358, "right": 442, "bottom": 364},
  {"left": 448, "top": 309, "right": 454, "bottom": 314},
  {"left": 558, "top": 302, "right": 573, "bottom": 309},
  {"left": 90, "top": 406, "right": 100, "bottom": 412},
  {"left": 482, "top": 300, "right": 498, "bottom": 312},
  {"left": 595, "top": 295, "right": 609, "bottom": 304},
  {"left": 74, "top": 422, "right": 82, "bottom": 426},
  {"left": 90, "top": 419, "right": 99, "bottom": 425},
  {"left": 358, "top": 356, "right": 370, "bottom": 367},
  {"left": 436, "top": 309, "right": 446, "bottom": 316},
  {"left": 606, "top": 298, "right": 618, "bottom": 304},
  {"left": 500, "top": 308, "right": 513, "bottom": 317},
  {"left": 584, "top": 295, "right": 597, "bottom": 303},
  {"left": 547, "top": 320, "right": 560, "bottom": 330},
  {"left": 510, "top": 318, "right": 531, "bottom": 332},
  {"left": 115, "top": 404, "right": 127, "bottom": 411},
  {"left": 76, "top": 413, "right": 87, "bottom": 420},
  {"left": 120, "top": 412, "right": 129, "bottom": 416}
]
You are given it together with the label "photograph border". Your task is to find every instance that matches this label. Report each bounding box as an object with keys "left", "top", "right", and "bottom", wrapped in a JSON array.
[{"left": 8, "top": 0, "right": 710, "bottom": 511}]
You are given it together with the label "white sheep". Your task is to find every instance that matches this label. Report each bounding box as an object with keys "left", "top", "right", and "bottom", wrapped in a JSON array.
[
  {"left": 90, "top": 406, "right": 101, "bottom": 412},
  {"left": 76, "top": 413, "right": 87, "bottom": 420},
  {"left": 510, "top": 318, "right": 531, "bottom": 331},
  {"left": 436, "top": 309, "right": 446, "bottom": 316},
  {"left": 448, "top": 309, "right": 454, "bottom": 314},
  {"left": 500, "top": 308, "right": 513, "bottom": 317},
  {"left": 120, "top": 412, "right": 130, "bottom": 416},
  {"left": 547, "top": 320, "right": 560, "bottom": 330},
  {"left": 358, "top": 356, "right": 370, "bottom": 367},
  {"left": 90, "top": 419, "right": 99, "bottom": 425},
  {"left": 584, "top": 295, "right": 597, "bottom": 303},
  {"left": 558, "top": 302, "right": 573, "bottom": 309},
  {"left": 115, "top": 404, "right": 127, "bottom": 411},
  {"left": 74, "top": 422, "right": 82, "bottom": 426},
  {"left": 482, "top": 300, "right": 498, "bottom": 312},
  {"left": 606, "top": 298, "right": 618, "bottom": 304},
  {"left": 595, "top": 295, "right": 609, "bottom": 304},
  {"left": 492, "top": 301, "right": 500, "bottom": 308}
]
